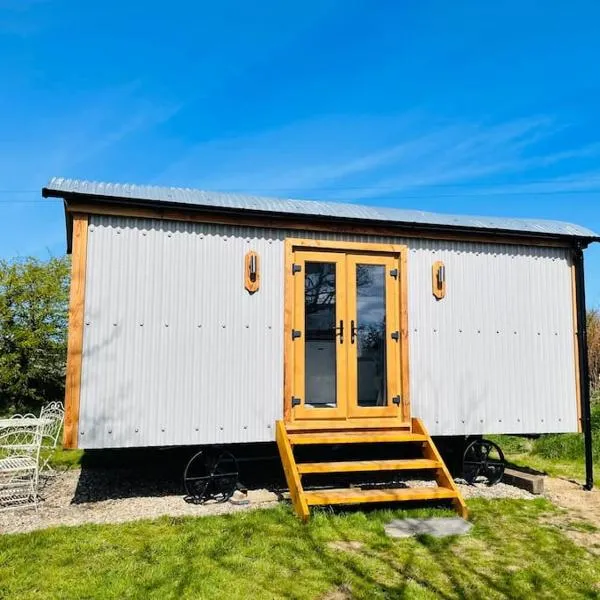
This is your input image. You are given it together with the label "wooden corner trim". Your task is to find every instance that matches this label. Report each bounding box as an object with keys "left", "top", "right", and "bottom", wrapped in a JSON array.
[{"left": 63, "top": 213, "right": 88, "bottom": 449}]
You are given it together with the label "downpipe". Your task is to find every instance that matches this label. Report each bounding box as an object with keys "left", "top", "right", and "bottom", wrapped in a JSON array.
[{"left": 573, "top": 242, "right": 594, "bottom": 491}]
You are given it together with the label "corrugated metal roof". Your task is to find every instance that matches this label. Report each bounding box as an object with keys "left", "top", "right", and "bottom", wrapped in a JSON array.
[{"left": 43, "top": 176, "right": 599, "bottom": 239}]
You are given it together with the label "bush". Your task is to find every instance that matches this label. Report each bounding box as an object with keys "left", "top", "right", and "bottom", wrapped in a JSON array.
[
  {"left": 588, "top": 309, "right": 600, "bottom": 393},
  {"left": 0, "top": 256, "right": 70, "bottom": 414},
  {"left": 532, "top": 403, "right": 600, "bottom": 462}
]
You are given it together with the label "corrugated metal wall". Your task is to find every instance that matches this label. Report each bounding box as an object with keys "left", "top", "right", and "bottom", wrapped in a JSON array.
[{"left": 79, "top": 215, "right": 578, "bottom": 448}]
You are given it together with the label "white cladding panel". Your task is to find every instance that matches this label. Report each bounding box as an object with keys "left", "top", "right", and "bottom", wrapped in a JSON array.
[{"left": 79, "top": 216, "right": 578, "bottom": 448}]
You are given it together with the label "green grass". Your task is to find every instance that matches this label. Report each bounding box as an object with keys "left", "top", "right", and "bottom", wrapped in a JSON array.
[
  {"left": 1, "top": 500, "right": 599, "bottom": 599},
  {"left": 489, "top": 400, "right": 600, "bottom": 486},
  {"left": 45, "top": 444, "right": 83, "bottom": 470}
]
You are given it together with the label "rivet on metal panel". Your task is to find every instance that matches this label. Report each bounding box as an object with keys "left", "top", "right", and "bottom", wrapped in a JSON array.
[
  {"left": 267, "top": 424, "right": 271, "bottom": 428},
  {"left": 517, "top": 418, "right": 521, "bottom": 422},
  {"left": 142, "top": 232, "right": 147, "bottom": 236},
  {"left": 168, "top": 233, "right": 172, "bottom": 237},
  {"left": 222, "top": 324, "right": 226, "bottom": 328},
  {"left": 116, "top": 230, "right": 121, "bottom": 234},
  {"left": 197, "top": 324, "right": 202, "bottom": 328},
  {"left": 514, "top": 331, "right": 517, "bottom": 335},
  {"left": 243, "top": 426, "right": 248, "bottom": 429},
  {"left": 85, "top": 321, "right": 90, "bottom": 326},
  {"left": 108, "top": 429, "right": 112, "bottom": 434},
  {"left": 496, "top": 330, "right": 500, "bottom": 334},
  {"left": 477, "top": 329, "right": 481, "bottom": 334},
  {"left": 195, "top": 427, "right": 199, "bottom": 431},
  {"left": 161, "top": 427, "right": 165, "bottom": 432},
  {"left": 479, "top": 419, "right": 483, "bottom": 423},
  {"left": 113, "top": 322, "right": 117, "bottom": 327},
  {"left": 268, "top": 325, "right": 272, "bottom": 329},
  {"left": 165, "top": 323, "right": 169, "bottom": 327},
  {"left": 89, "top": 226, "right": 95, "bottom": 232},
  {"left": 245, "top": 324, "right": 249, "bottom": 328},
  {"left": 220, "top": 426, "right": 224, "bottom": 431},
  {"left": 200, "top": 235, "right": 204, "bottom": 239},
  {"left": 135, "top": 428, "right": 139, "bottom": 432},
  {"left": 458, "top": 329, "right": 462, "bottom": 333}
]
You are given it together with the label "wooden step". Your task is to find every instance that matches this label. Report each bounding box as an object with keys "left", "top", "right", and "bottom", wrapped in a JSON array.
[
  {"left": 287, "top": 431, "right": 428, "bottom": 445},
  {"left": 297, "top": 458, "right": 441, "bottom": 474},
  {"left": 304, "top": 486, "right": 458, "bottom": 506}
]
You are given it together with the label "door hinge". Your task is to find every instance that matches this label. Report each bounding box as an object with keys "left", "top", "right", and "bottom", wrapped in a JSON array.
[
  {"left": 292, "top": 263, "right": 302, "bottom": 274},
  {"left": 292, "top": 329, "right": 302, "bottom": 339},
  {"left": 390, "top": 268, "right": 399, "bottom": 279},
  {"left": 392, "top": 396, "right": 401, "bottom": 406},
  {"left": 291, "top": 396, "right": 302, "bottom": 407},
  {"left": 391, "top": 331, "right": 400, "bottom": 341}
]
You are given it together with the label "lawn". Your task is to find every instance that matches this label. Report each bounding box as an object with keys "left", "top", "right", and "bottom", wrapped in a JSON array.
[
  {"left": 489, "top": 398, "right": 600, "bottom": 486},
  {"left": 0, "top": 499, "right": 599, "bottom": 600}
]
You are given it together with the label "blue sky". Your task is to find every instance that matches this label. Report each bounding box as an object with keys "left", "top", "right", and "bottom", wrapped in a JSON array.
[{"left": 1, "top": 0, "right": 599, "bottom": 305}]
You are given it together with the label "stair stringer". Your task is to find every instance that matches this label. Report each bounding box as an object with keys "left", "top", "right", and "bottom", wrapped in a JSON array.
[{"left": 412, "top": 417, "right": 468, "bottom": 519}]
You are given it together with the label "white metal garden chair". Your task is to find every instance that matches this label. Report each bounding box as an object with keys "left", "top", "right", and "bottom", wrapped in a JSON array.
[
  {"left": 39, "top": 401, "right": 65, "bottom": 475},
  {"left": 0, "top": 426, "right": 42, "bottom": 511}
]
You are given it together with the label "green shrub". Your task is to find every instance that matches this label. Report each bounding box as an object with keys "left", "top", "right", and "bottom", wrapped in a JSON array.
[{"left": 532, "top": 403, "right": 600, "bottom": 462}]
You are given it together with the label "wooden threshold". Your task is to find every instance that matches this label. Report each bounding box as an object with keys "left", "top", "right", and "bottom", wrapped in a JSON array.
[
  {"left": 297, "top": 458, "right": 441, "bottom": 474},
  {"left": 304, "top": 486, "right": 457, "bottom": 506},
  {"left": 285, "top": 420, "right": 412, "bottom": 431},
  {"left": 287, "top": 431, "right": 427, "bottom": 445}
]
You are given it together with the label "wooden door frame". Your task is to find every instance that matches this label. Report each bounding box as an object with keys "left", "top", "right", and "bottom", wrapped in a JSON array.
[{"left": 283, "top": 238, "right": 411, "bottom": 430}]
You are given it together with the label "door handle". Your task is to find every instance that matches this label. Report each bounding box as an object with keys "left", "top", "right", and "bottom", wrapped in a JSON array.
[
  {"left": 350, "top": 320, "right": 357, "bottom": 344},
  {"left": 336, "top": 319, "right": 344, "bottom": 343}
]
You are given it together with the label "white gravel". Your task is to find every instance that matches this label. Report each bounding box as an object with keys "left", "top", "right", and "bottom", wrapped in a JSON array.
[
  {"left": 0, "top": 469, "right": 279, "bottom": 535},
  {"left": 0, "top": 469, "right": 533, "bottom": 535}
]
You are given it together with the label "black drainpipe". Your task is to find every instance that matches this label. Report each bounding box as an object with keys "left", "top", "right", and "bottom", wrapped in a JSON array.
[{"left": 573, "top": 242, "right": 594, "bottom": 490}]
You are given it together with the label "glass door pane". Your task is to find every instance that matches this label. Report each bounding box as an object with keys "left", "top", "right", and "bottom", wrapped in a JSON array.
[
  {"left": 304, "top": 262, "right": 337, "bottom": 408},
  {"left": 355, "top": 264, "right": 387, "bottom": 407}
]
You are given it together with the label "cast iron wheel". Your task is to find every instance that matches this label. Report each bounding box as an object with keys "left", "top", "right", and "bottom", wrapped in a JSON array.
[
  {"left": 462, "top": 438, "right": 505, "bottom": 485},
  {"left": 183, "top": 448, "right": 239, "bottom": 504}
]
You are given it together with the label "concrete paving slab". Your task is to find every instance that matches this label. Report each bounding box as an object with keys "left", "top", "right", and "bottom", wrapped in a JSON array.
[{"left": 384, "top": 517, "right": 473, "bottom": 538}]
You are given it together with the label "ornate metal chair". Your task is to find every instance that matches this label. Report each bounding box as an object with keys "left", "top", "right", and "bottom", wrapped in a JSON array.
[
  {"left": 0, "top": 426, "right": 42, "bottom": 511},
  {"left": 39, "top": 402, "right": 65, "bottom": 474}
]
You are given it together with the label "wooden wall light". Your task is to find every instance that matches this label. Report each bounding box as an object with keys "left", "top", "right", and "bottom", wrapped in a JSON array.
[
  {"left": 245, "top": 250, "right": 260, "bottom": 293},
  {"left": 432, "top": 261, "right": 446, "bottom": 300}
]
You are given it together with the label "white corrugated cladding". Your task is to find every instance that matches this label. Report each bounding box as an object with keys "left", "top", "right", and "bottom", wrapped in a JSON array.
[{"left": 79, "top": 215, "right": 578, "bottom": 448}]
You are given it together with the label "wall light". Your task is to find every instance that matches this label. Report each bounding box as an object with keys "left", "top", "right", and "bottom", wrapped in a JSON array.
[
  {"left": 432, "top": 260, "right": 446, "bottom": 300},
  {"left": 245, "top": 250, "right": 260, "bottom": 293}
]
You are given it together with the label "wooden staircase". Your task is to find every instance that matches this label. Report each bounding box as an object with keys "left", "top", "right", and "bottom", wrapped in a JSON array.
[{"left": 276, "top": 417, "right": 468, "bottom": 521}]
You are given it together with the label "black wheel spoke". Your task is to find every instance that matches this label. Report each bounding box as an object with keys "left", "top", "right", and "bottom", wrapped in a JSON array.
[
  {"left": 463, "top": 439, "right": 505, "bottom": 485},
  {"left": 184, "top": 449, "right": 239, "bottom": 504}
]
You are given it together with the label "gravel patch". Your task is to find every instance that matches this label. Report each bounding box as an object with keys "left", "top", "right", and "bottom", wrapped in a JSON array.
[
  {"left": 0, "top": 468, "right": 279, "bottom": 535},
  {"left": 0, "top": 468, "right": 535, "bottom": 535},
  {"left": 457, "top": 481, "right": 535, "bottom": 500}
]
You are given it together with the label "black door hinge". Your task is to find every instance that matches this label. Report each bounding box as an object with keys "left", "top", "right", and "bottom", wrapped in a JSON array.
[
  {"left": 292, "top": 329, "right": 302, "bottom": 339},
  {"left": 291, "top": 396, "right": 302, "bottom": 407},
  {"left": 292, "top": 263, "right": 302, "bottom": 274},
  {"left": 390, "top": 268, "right": 399, "bottom": 279},
  {"left": 391, "top": 331, "right": 400, "bottom": 341},
  {"left": 392, "top": 396, "right": 401, "bottom": 406}
]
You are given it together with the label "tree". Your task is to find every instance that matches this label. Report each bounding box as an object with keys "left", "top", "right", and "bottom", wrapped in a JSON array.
[
  {"left": 588, "top": 308, "right": 600, "bottom": 395},
  {"left": 0, "top": 256, "right": 70, "bottom": 414}
]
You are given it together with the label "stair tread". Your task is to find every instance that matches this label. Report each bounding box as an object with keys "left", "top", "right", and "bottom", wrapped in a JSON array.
[
  {"left": 304, "top": 486, "right": 458, "bottom": 506},
  {"left": 288, "top": 431, "right": 428, "bottom": 445},
  {"left": 297, "top": 458, "right": 441, "bottom": 474}
]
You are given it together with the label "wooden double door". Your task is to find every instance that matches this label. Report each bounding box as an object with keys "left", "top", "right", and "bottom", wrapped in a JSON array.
[{"left": 286, "top": 240, "right": 409, "bottom": 428}]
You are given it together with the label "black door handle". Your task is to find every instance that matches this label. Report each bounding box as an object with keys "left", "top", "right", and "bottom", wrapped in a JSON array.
[
  {"left": 336, "top": 319, "right": 344, "bottom": 343},
  {"left": 350, "top": 320, "right": 357, "bottom": 344}
]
